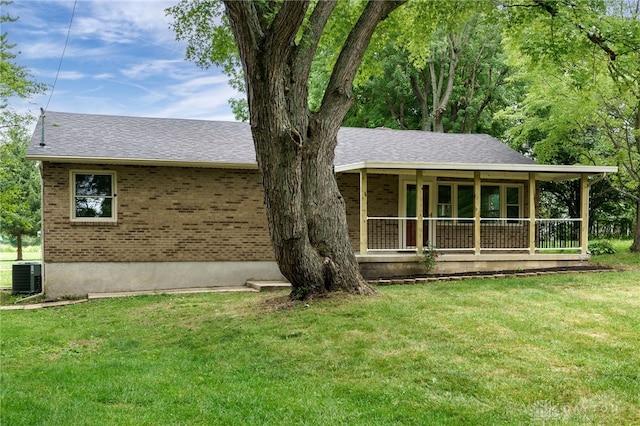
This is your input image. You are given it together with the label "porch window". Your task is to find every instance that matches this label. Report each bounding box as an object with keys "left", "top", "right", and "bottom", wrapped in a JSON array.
[
  {"left": 457, "top": 185, "right": 474, "bottom": 219},
  {"left": 481, "top": 186, "right": 500, "bottom": 218},
  {"left": 437, "top": 185, "right": 452, "bottom": 217},
  {"left": 506, "top": 186, "right": 520, "bottom": 219},
  {"left": 437, "top": 183, "right": 522, "bottom": 219},
  {"left": 71, "top": 171, "right": 116, "bottom": 221}
]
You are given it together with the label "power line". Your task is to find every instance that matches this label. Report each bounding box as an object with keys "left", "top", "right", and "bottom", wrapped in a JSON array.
[{"left": 44, "top": 0, "right": 77, "bottom": 113}]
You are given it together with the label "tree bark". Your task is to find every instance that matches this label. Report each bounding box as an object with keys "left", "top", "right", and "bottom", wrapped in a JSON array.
[
  {"left": 633, "top": 105, "right": 640, "bottom": 252},
  {"left": 16, "top": 234, "right": 23, "bottom": 261},
  {"left": 632, "top": 193, "right": 640, "bottom": 253},
  {"left": 429, "top": 33, "right": 463, "bottom": 133},
  {"left": 410, "top": 70, "right": 431, "bottom": 131},
  {"left": 224, "top": 1, "right": 406, "bottom": 299}
]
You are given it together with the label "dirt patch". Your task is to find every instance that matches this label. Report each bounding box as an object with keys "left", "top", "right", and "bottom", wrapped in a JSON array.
[
  {"left": 258, "top": 295, "right": 294, "bottom": 311},
  {"left": 258, "top": 291, "right": 357, "bottom": 312}
]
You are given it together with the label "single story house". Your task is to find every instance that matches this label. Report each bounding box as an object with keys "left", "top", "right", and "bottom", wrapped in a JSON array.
[{"left": 27, "top": 111, "right": 617, "bottom": 298}]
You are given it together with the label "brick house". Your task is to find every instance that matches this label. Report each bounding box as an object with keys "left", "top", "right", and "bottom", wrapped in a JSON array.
[{"left": 27, "top": 112, "right": 616, "bottom": 298}]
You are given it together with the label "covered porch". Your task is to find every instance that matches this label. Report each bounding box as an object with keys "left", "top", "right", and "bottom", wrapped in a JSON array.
[{"left": 337, "top": 161, "right": 617, "bottom": 278}]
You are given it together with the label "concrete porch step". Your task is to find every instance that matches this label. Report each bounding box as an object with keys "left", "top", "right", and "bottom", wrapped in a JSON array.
[{"left": 245, "top": 280, "right": 292, "bottom": 292}]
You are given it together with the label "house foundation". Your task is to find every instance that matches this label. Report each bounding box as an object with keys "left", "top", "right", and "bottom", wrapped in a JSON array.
[
  {"left": 357, "top": 253, "right": 591, "bottom": 279},
  {"left": 42, "top": 261, "right": 285, "bottom": 299}
]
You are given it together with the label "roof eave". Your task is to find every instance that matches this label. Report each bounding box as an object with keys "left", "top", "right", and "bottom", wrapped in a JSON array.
[
  {"left": 26, "top": 154, "right": 259, "bottom": 170},
  {"left": 335, "top": 161, "right": 618, "bottom": 177}
]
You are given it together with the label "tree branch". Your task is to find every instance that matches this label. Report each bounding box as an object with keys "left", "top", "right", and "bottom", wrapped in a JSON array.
[
  {"left": 293, "top": 0, "right": 338, "bottom": 82},
  {"left": 265, "top": 1, "right": 309, "bottom": 66},
  {"left": 223, "top": 1, "right": 264, "bottom": 77},
  {"left": 316, "top": 0, "right": 407, "bottom": 134}
]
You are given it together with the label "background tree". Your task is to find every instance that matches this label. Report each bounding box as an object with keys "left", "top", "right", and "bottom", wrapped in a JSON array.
[
  {"left": 0, "top": 124, "right": 41, "bottom": 260},
  {"left": 343, "top": 13, "right": 511, "bottom": 134},
  {"left": 1, "top": 2, "right": 45, "bottom": 259},
  {"left": 1, "top": 2, "right": 44, "bottom": 126},
  {"left": 169, "top": 0, "right": 419, "bottom": 299},
  {"left": 499, "top": 0, "right": 640, "bottom": 250}
]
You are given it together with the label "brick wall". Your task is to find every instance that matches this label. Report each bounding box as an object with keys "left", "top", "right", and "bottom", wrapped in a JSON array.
[
  {"left": 42, "top": 163, "right": 533, "bottom": 262},
  {"left": 336, "top": 173, "right": 359, "bottom": 249},
  {"left": 336, "top": 173, "right": 399, "bottom": 251},
  {"left": 42, "top": 163, "right": 275, "bottom": 262}
]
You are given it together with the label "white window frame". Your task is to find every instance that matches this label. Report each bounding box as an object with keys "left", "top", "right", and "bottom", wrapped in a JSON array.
[{"left": 70, "top": 170, "right": 117, "bottom": 222}]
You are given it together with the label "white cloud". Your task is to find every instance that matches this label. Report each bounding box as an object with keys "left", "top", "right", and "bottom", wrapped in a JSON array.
[
  {"left": 28, "top": 66, "right": 85, "bottom": 83},
  {"left": 155, "top": 77, "right": 243, "bottom": 120},
  {"left": 74, "top": 1, "right": 180, "bottom": 47},
  {"left": 171, "top": 75, "right": 232, "bottom": 91},
  {"left": 120, "top": 59, "right": 188, "bottom": 80},
  {"left": 6, "top": 1, "right": 236, "bottom": 122},
  {"left": 57, "top": 70, "right": 86, "bottom": 80}
]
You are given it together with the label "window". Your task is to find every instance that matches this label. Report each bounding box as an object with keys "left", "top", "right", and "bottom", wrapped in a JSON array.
[
  {"left": 437, "top": 185, "right": 452, "bottom": 217},
  {"left": 71, "top": 172, "right": 116, "bottom": 221},
  {"left": 437, "top": 182, "right": 522, "bottom": 219},
  {"left": 481, "top": 186, "right": 500, "bottom": 218},
  {"left": 506, "top": 186, "right": 520, "bottom": 219},
  {"left": 457, "top": 185, "right": 474, "bottom": 219}
]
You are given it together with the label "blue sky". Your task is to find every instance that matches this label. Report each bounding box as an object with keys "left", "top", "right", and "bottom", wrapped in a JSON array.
[{"left": 5, "top": 0, "right": 238, "bottom": 122}]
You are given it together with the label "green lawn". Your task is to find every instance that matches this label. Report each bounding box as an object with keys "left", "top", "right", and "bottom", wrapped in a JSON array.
[
  {"left": 590, "top": 239, "right": 640, "bottom": 270},
  {"left": 2, "top": 269, "right": 639, "bottom": 425},
  {"left": 1, "top": 240, "right": 639, "bottom": 424}
]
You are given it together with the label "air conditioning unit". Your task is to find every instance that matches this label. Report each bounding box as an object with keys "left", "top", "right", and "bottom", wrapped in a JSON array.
[{"left": 12, "top": 262, "right": 42, "bottom": 294}]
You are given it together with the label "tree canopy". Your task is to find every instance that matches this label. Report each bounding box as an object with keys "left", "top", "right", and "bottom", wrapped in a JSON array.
[
  {"left": 1, "top": 2, "right": 44, "bottom": 259},
  {"left": 0, "top": 124, "right": 41, "bottom": 259},
  {"left": 499, "top": 0, "right": 640, "bottom": 250}
]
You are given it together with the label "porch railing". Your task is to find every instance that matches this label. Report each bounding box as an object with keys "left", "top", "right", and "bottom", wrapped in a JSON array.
[
  {"left": 365, "top": 216, "right": 582, "bottom": 253},
  {"left": 479, "top": 218, "right": 530, "bottom": 251},
  {"left": 367, "top": 217, "right": 416, "bottom": 251},
  {"left": 425, "top": 218, "right": 475, "bottom": 252},
  {"left": 536, "top": 218, "right": 582, "bottom": 251}
]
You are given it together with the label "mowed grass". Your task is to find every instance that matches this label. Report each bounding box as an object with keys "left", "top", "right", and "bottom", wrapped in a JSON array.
[
  {"left": 2, "top": 269, "right": 639, "bottom": 425},
  {"left": 591, "top": 239, "right": 640, "bottom": 270}
]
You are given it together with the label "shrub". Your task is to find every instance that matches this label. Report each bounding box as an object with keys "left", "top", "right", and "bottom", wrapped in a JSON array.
[
  {"left": 589, "top": 240, "right": 617, "bottom": 255},
  {"left": 419, "top": 243, "right": 439, "bottom": 273}
]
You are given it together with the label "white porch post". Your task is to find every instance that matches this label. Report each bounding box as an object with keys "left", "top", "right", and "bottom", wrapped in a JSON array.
[
  {"left": 528, "top": 172, "right": 537, "bottom": 255},
  {"left": 416, "top": 170, "right": 424, "bottom": 252},
  {"left": 360, "top": 169, "right": 368, "bottom": 255},
  {"left": 580, "top": 173, "right": 589, "bottom": 254},
  {"left": 474, "top": 171, "right": 481, "bottom": 255}
]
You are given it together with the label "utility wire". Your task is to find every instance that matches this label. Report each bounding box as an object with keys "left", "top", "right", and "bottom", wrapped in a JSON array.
[{"left": 44, "top": 0, "right": 77, "bottom": 112}]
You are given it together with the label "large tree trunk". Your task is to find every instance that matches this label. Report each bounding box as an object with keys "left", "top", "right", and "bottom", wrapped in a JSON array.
[
  {"left": 250, "top": 119, "right": 373, "bottom": 299},
  {"left": 224, "top": 1, "right": 405, "bottom": 299}
]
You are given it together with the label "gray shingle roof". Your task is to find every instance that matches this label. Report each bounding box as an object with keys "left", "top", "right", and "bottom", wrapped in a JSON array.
[
  {"left": 27, "top": 111, "right": 533, "bottom": 168},
  {"left": 335, "top": 127, "right": 533, "bottom": 166}
]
